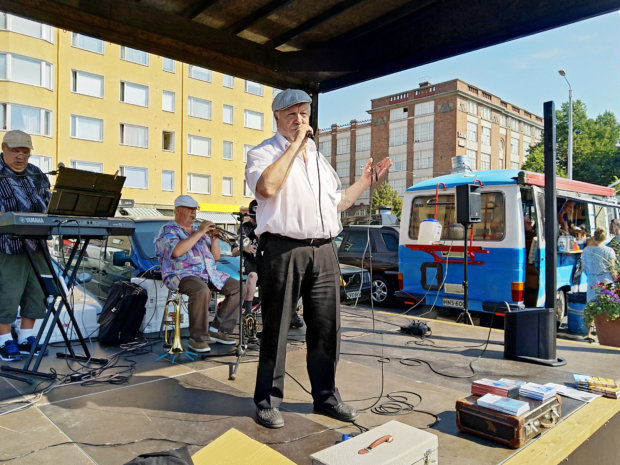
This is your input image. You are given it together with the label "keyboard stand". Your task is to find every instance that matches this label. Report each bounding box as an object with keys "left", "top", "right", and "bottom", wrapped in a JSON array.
[{"left": 1, "top": 237, "right": 108, "bottom": 383}]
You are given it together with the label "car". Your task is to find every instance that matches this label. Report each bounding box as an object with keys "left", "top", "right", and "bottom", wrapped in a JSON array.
[{"left": 334, "top": 224, "right": 400, "bottom": 305}]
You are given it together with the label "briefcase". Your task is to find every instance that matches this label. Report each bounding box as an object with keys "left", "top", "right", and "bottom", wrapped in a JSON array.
[{"left": 455, "top": 394, "right": 562, "bottom": 448}]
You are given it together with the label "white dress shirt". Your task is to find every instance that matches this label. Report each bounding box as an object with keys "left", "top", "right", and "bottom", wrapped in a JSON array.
[{"left": 245, "top": 132, "right": 343, "bottom": 239}]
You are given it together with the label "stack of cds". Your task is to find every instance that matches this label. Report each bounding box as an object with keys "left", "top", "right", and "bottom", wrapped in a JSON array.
[
  {"left": 471, "top": 378, "right": 523, "bottom": 398},
  {"left": 477, "top": 393, "right": 530, "bottom": 416},
  {"left": 573, "top": 374, "right": 620, "bottom": 399},
  {"left": 518, "top": 382, "right": 559, "bottom": 401}
]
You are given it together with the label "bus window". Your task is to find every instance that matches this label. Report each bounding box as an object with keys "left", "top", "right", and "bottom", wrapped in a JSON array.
[{"left": 408, "top": 192, "right": 505, "bottom": 241}]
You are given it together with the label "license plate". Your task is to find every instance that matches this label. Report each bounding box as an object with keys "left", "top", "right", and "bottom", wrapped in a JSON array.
[
  {"left": 346, "top": 290, "right": 361, "bottom": 299},
  {"left": 443, "top": 298, "right": 464, "bottom": 308}
]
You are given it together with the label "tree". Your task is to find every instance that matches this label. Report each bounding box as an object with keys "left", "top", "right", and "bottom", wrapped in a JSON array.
[
  {"left": 522, "top": 100, "right": 620, "bottom": 186},
  {"left": 371, "top": 182, "right": 402, "bottom": 219}
]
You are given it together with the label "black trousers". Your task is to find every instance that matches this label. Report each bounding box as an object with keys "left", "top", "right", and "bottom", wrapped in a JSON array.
[{"left": 253, "top": 234, "right": 342, "bottom": 410}]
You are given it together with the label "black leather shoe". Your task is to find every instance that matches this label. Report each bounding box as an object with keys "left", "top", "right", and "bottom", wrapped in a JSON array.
[
  {"left": 314, "top": 402, "right": 359, "bottom": 422},
  {"left": 256, "top": 407, "right": 284, "bottom": 428},
  {"left": 290, "top": 313, "right": 304, "bottom": 329}
]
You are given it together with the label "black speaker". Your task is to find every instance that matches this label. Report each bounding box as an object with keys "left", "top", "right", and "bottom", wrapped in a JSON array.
[{"left": 456, "top": 184, "right": 482, "bottom": 224}]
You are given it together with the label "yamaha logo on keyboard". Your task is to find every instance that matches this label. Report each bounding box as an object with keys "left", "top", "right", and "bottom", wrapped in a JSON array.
[{"left": 18, "top": 216, "right": 44, "bottom": 224}]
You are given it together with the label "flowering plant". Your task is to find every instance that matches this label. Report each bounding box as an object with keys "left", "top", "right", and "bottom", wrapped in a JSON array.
[{"left": 584, "top": 276, "right": 620, "bottom": 326}]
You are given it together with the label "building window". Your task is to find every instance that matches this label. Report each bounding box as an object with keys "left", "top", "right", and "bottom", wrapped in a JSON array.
[
  {"left": 481, "top": 106, "right": 491, "bottom": 120},
  {"left": 499, "top": 139, "right": 504, "bottom": 169},
  {"left": 467, "top": 149, "right": 477, "bottom": 169},
  {"left": 188, "top": 96, "right": 212, "bottom": 120},
  {"left": 223, "top": 140, "right": 233, "bottom": 160},
  {"left": 0, "top": 13, "right": 53, "bottom": 42},
  {"left": 391, "top": 154, "right": 406, "bottom": 172},
  {"left": 162, "top": 90, "right": 175, "bottom": 112},
  {"left": 71, "top": 70, "right": 103, "bottom": 98},
  {"left": 223, "top": 74, "right": 234, "bottom": 88},
  {"left": 415, "top": 101, "right": 434, "bottom": 116},
  {"left": 187, "top": 173, "right": 210, "bottom": 194},
  {"left": 0, "top": 53, "right": 53, "bottom": 90},
  {"left": 356, "top": 158, "right": 368, "bottom": 176},
  {"left": 188, "top": 65, "right": 212, "bottom": 82},
  {"left": 1, "top": 104, "right": 52, "bottom": 136},
  {"left": 223, "top": 104, "right": 233, "bottom": 124},
  {"left": 244, "top": 110, "right": 264, "bottom": 130},
  {"left": 356, "top": 133, "right": 370, "bottom": 152},
  {"left": 120, "top": 123, "right": 148, "bottom": 148},
  {"left": 70, "top": 114, "right": 102, "bottom": 141},
  {"left": 467, "top": 100, "right": 478, "bottom": 115},
  {"left": 481, "top": 152, "right": 491, "bottom": 170},
  {"left": 222, "top": 177, "right": 233, "bottom": 196},
  {"left": 30, "top": 155, "right": 53, "bottom": 178},
  {"left": 188, "top": 134, "right": 211, "bottom": 156},
  {"left": 509, "top": 117, "right": 519, "bottom": 132},
  {"left": 162, "top": 170, "right": 174, "bottom": 191},
  {"left": 121, "top": 46, "right": 148, "bottom": 65},
  {"left": 500, "top": 114, "right": 507, "bottom": 127},
  {"left": 414, "top": 121, "right": 434, "bottom": 142},
  {"left": 414, "top": 149, "right": 433, "bottom": 169},
  {"left": 336, "top": 137, "right": 350, "bottom": 155},
  {"left": 389, "top": 179, "right": 406, "bottom": 197},
  {"left": 120, "top": 166, "right": 148, "bottom": 189},
  {"left": 481, "top": 126, "right": 491, "bottom": 146},
  {"left": 162, "top": 130, "right": 175, "bottom": 151},
  {"left": 390, "top": 108, "right": 407, "bottom": 121},
  {"left": 162, "top": 57, "right": 175, "bottom": 73},
  {"left": 243, "top": 144, "right": 253, "bottom": 162},
  {"left": 245, "top": 80, "right": 264, "bottom": 96},
  {"left": 336, "top": 161, "right": 350, "bottom": 178},
  {"left": 243, "top": 179, "right": 253, "bottom": 197},
  {"left": 319, "top": 139, "right": 332, "bottom": 155},
  {"left": 70, "top": 160, "right": 103, "bottom": 172},
  {"left": 467, "top": 121, "right": 478, "bottom": 142},
  {"left": 389, "top": 127, "right": 407, "bottom": 146},
  {"left": 71, "top": 33, "right": 103, "bottom": 53},
  {"left": 120, "top": 81, "right": 149, "bottom": 107},
  {"left": 511, "top": 136, "right": 520, "bottom": 169}
]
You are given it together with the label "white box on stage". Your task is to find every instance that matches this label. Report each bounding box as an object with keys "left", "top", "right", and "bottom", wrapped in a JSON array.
[
  {"left": 27, "top": 298, "right": 100, "bottom": 343},
  {"left": 310, "top": 420, "right": 438, "bottom": 465},
  {"left": 131, "top": 278, "right": 189, "bottom": 334}
]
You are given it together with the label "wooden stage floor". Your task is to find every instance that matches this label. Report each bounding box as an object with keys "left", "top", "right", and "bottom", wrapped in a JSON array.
[{"left": 1, "top": 305, "right": 619, "bottom": 464}]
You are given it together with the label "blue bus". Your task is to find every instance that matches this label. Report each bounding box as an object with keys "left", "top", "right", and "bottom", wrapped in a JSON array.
[{"left": 397, "top": 169, "right": 619, "bottom": 325}]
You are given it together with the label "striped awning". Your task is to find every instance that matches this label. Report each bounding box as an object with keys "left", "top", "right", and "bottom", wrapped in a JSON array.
[
  {"left": 116, "top": 207, "right": 165, "bottom": 217},
  {"left": 196, "top": 212, "right": 238, "bottom": 225}
]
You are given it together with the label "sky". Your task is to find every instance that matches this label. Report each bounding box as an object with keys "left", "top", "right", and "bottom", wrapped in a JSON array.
[{"left": 317, "top": 11, "right": 620, "bottom": 129}]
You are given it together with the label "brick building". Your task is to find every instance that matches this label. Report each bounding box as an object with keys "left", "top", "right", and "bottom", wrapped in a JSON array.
[{"left": 318, "top": 79, "right": 544, "bottom": 217}]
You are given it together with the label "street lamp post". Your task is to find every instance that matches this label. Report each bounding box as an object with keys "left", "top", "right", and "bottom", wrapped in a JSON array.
[{"left": 558, "top": 69, "right": 573, "bottom": 179}]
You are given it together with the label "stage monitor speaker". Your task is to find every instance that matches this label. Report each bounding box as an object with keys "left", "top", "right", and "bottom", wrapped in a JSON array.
[
  {"left": 456, "top": 184, "right": 482, "bottom": 224},
  {"left": 504, "top": 307, "right": 566, "bottom": 366}
]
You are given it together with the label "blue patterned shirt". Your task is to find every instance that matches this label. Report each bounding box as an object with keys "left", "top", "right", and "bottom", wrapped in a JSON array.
[
  {"left": 0, "top": 154, "right": 51, "bottom": 254},
  {"left": 155, "top": 221, "right": 230, "bottom": 291}
]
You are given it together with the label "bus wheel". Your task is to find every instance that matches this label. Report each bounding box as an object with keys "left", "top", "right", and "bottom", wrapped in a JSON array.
[{"left": 555, "top": 290, "right": 566, "bottom": 327}]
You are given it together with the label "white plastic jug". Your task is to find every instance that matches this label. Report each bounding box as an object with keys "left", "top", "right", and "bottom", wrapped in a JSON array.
[{"left": 418, "top": 219, "right": 442, "bottom": 244}]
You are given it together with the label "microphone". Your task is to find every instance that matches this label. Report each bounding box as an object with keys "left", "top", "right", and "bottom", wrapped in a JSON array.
[{"left": 47, "top": 162, "right": 65, "bottom": 176}]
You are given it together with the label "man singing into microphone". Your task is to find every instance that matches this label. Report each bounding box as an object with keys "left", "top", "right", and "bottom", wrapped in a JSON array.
[
  {"left": 246, "top": 89, "right": 391, "bottom": 428},
  {"left": 0, "top": 130, "right": 51, "bottom": 362}
]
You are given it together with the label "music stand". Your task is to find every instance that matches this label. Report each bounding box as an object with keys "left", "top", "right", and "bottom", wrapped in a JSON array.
[
  {"left": 1, "top": 168, "right": 127, "bottom": 383},
  {"left": 229, "top": 211, "right": 248, "bottom": 380}
]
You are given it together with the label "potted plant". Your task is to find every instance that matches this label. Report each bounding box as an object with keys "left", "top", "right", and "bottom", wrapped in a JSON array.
[{"left": 584, "top": 275, "right": 620, "bottom": 347}]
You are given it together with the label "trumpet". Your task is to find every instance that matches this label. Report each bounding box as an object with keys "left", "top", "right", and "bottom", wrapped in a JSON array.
[{"left": 196, "top": 219, "right": 239, "bottom": 245}]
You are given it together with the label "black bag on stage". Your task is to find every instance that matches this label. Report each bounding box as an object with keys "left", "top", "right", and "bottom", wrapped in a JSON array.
[{"left": 97, "top": 281, "right": 148, "bottom": 345}]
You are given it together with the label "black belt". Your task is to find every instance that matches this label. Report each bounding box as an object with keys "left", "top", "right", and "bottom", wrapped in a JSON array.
[{"left": 262, "top": 232, "right": 332, "bottom": 246}]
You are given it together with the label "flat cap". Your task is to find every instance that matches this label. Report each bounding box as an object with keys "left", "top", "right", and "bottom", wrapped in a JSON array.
[
  {"left": 272, "top": 89, "right": 312, "bottom": 112},
  {"left": 3, "top": 130, "right": 33, "bottom": 150},
  {"left": 174, "top": 195, "right": 199, "bottom": 208}
]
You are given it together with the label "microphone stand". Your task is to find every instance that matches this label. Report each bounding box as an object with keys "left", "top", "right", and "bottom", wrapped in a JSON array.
[{"left": 229, "top": 211, "right": 247, "bottom": 380}]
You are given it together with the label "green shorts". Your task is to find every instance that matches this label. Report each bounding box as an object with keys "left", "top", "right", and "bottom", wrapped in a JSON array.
[{"left": 0, "top": 251, "right": 47, "bottom": 324}]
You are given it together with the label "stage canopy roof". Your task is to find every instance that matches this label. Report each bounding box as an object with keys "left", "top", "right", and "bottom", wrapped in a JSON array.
[{"left": 1, "top": 0, "right": 619, "bottom": 94}]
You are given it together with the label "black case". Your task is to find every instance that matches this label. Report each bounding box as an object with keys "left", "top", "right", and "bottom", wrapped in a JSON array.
[
  {"left": 97, "top": 281, "right": 147, "bottom": 345},
  {"left": 456, "top": 394, "right": 562, "bottom": 448}
]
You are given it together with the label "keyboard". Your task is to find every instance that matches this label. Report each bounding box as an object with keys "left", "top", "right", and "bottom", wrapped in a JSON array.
[{"left": 0, "top": 212, "right": 135, "bottom": 238}]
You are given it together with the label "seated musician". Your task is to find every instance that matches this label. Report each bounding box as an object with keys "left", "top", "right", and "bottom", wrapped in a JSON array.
[
  {"left": 155, "top": 195, "right": 256, "bottom": 353},
  {"left": 0, "top": 130, "right": 51, "bottom": 362}
]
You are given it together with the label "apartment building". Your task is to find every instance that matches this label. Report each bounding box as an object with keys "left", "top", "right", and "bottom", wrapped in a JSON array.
[
  {"left": 0, "top": 12, "right": 275, "bottom": 217},
  {"left": 319, "top": 79, "right": 544, "bottom": 216}
]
